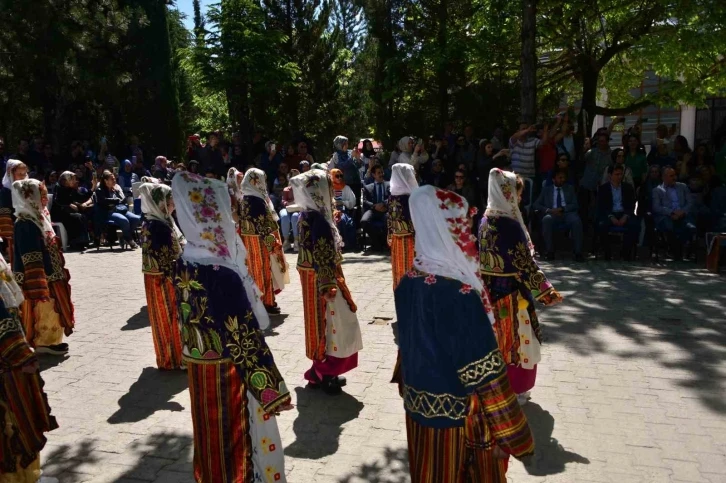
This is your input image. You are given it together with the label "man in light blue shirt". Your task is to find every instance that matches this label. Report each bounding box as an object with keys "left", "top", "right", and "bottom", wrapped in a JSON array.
[{"left": 652, "top": 167, "right": 696, "bottom": 260}]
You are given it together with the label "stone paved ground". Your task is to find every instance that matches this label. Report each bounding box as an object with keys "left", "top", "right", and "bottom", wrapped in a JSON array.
[{"left": 38, "top": 248, "right": 726, "bottom": 483}]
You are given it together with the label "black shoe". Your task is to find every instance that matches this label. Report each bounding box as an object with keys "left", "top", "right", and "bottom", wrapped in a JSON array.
[
  {"left": 36, "top": 343, "right": 69, "bottom": 356},
  {"left": 321, "top": 375, "right": 343, "bottom": 395},
  {"left": 545, "top": 253, "right": 555, "bottom": 261},
  {"left": 574, "top": 254, "right": 585, "bottom": 262},
  {"left": 334, "top": 375, "right": 347, "bottom": 387},
  {"left": 265, "top": 304, "right": 281, "bottom": 315}
]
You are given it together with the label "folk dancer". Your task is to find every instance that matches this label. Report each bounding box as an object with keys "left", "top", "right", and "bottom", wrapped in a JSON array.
[
  {"left": 0, "top": 161, "right": 28, "bottom": 265},
  {"left": 139, "top": 182, "right": 185, "bottom": 370},
  {"left": 395, "top": 185, "right": 534, "bottom": 482},
  {"left": 387, "top": 163, "right": 418, "bottom": 289},
  {"left": 290, "top": 170, "right": 363, "bottom": 395},
  {"left": 172, "top": 173, "right": 292, "bottom": 482},
  {"left": 479, "top": 169, "right": 563, "bottom": 404},
  {"left": 13, "top": 179, "right": 75, "bottom": 356}
]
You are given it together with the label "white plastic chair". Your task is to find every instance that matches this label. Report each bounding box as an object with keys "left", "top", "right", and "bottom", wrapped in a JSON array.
[{"left": 47, "top": 194, "right": 69, "bottom": 250}]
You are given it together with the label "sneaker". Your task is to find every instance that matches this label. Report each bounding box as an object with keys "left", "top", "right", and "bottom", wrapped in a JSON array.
[{"left": 35, "top": 343, "right": 69, "bottom": 356}]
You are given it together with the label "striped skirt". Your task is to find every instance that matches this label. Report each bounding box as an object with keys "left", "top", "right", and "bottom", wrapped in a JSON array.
[
  {"left": 49, "top": 279, "right": 74, "bottom": 337},
  {"left": 298, "top": 267, "right": 326, "bottom": 361},
  {"left": 406, "top": 415, "right": 508, "bottom": 483},
  {"left": 0, "top": 213, "right": 13, "bottom": 266},
  {"left": 390, "top": 233, "right": 415, "bottom": 291},
  {"left": 186, "top": 359, "right": 286, "bottom": 483},
  {"left": 144, "top": 273, "right": 183, "bottom": 370},
  {"left": 241, "top": 235, "right": 274, "bottom": 306}
]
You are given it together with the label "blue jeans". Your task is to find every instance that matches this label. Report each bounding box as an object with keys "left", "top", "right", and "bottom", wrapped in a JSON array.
[
  {"left": 279, "top": 209, "right": 300, "bottom": 240},
  {"left": 108, "top": 211, "right": 141, "bottom": 239}
]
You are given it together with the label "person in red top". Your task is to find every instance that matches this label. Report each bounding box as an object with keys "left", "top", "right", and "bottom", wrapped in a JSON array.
[{"left": 535, "top": 116, "right": 564, "bottom": 199}]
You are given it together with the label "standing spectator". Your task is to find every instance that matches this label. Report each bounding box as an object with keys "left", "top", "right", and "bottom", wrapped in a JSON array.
[
  {"left": 13, "top": 139, "right": 29, "bottom": 163},
  {"left": 451, "top": 134, "right": 475, "bottom": 174},
  {"left": 202, "top": 132, "right": 224, "bottom": 176},
  {"left": 509, "top": 123, "right": 539, "bottom": 180},
  {"left": 442, "top": 122, "right": 457, "bottom": 156},
  {"left": 251, "top": 128, "right": 267, "bottom": 160},
  {"left": 258, "top": 141, "right": 282, "bottom": 192},
  {"left": 624, "top": 135, "right": 648, "bottom": 188},
  {"left": 536, "top": 118, "right": 564, "bottom": 197},
  {"left": 0, "top": 137, "right": 8, "bottom": 174},
  {"left": 652, "top": 167, "right": 696, "bottom": 260},
  {"left": 220, "top": 143, "right": 233, "bottom": 168},
  {"left": 649, "top": 138, "right": 677, "bottom": 167},
  {"left": 231, "top": 143, "right": 246, "bottom": 168},
  {"left": 596, "top": 165, "right": 639, "bottom": 260},
  {"left": 361, "top": 165, "right": 390, "bottom": 251},
  {"left": 186, "top": 134, "right": 203, "bottom": 161},
  {"left": 422, "top": 158, "right": 449, "bottom": 189},
  {"left": 602, "top": 149, "right": 634, "bottom": 186},
  {"left": 327, "top": 136, "right": 363, "bottom": 212},
  {"left": 651, "top": 124, "right": 674, "bottom": 154},
  {"left": 476, "top": 139, "right": 495, "bottom": 198},
  {"left": 66, "top": 141, "right": 86, "bottom": 173},
  {"left": 396, "top": 136, "right": 429, "bottom": 171},
  {"left": 579, "top": 132, "right": 613, "bottom": 225},
  {"left": 296, "top": 140, "right": 315, "bottom": 169},
  {"left": 447, "top": 169, "right": 478, "bottom": 212},
  {"left": 491, "top": 126, "right": 505, "bottom": 152},
  {"left": 534, "top": 169, "right": 584, "bottom": 261},
  {"left": 545, "top": 153, "right": 573, "bottom": 186},
  {"left": 35, "top": 143, "right": 56, "bottom": 179}
]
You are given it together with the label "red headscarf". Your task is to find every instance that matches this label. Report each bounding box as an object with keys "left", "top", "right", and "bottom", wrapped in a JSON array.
[{"left": 330, "top": 168, "right": 345, "bottom": 190}]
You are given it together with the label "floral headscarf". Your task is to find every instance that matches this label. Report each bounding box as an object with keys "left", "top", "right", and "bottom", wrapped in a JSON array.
[
  {"left": 240, "top": 168, "right": 278, "bottom": 221},
  {"left": 11, "top": 179, "right": 55, "bottom": 245},
  {"left": 390, "top": 163, "right": 419, "bottom": 196},
  {"left": 172, "top": 172, "right": 270, "bottom": 329},
  {"left": 289, "top": 169, "right": 343, "bottom": 251},
  {"left": 3, "top": 159, "right": 27, "bottom": 189},
  {"left": 139, "top": 182, "right": 184, "bottom": 256},
  {"left": 226, "top": 167, "right": 243, "bottom": 201},
  {"left": 485, "top": 168, "right": 534, "bottom": 255}
]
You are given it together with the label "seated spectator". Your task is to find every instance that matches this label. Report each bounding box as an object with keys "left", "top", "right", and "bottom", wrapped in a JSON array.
[
  {"left": 652, "top": 166, "right": 696, "bottom": 260},
  {"left": 131, "top": 157, "right": 152, "bottom": 183},
  {"left": 330, "top": 168, "right": 357, "bottom": 251},
  {"left": 152, "top": 156, "right": 173, "bottom": 184},
  {"left": 117, "top": 159, "right": 134, "bottom": 196},
  {"left": 596, "top": 165, "right": 639, "bottom": 260},
  {"left": 270, "top": 163, "right": 290, "bottom": 210},
  {"left": 187, "top": 159, "right": 200, "bottom": 175},
  {"left": 648, "top": 138, "right": 676, "bottom": 166},
  {"left": 688, "top": 171, "right": 713, "bottom": 235},
  {"left": 282, "top": 143, "right": 300, "bottom": 171},
  {"left": 45, "top": 170, "right": 58, "bottom": 193},
  {"left": 711, "top": 184, "right": 726, "bottom": 232},
  {"left": 447, "top": 169, "right": 478, "bottom": 212},
  {"left": 361, "top": 165, "right": 390, "bottom": 251},
  {"left": 534, "top": 168, "right": 584, "bottom": 261},
  {"left": 279, "top": 169, "right": 301, "bottom": 252},
  {"left": 51, "top": 171, "right": 93, "bottom": 249},
  {"left": 637, "top": 164, "right": 663, "bottom": 247},
  {"left": 422, "top": 158, "right": 449, "bottom": 188},
  {"left": 602, "top": 148, "right": 634, "bottom": 186},
  {"left": 93, "top": 171, "right": 141, "bottom": 249}
]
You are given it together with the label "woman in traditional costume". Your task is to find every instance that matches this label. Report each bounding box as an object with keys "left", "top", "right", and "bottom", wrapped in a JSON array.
[
  {"left": 171, "top": 172, "right": 292, "bottom": 482},
  {"left": 395, "top": 184, "right": 534, "bottom": 482},
  {"left": 0, "top": 161, "right": 29, "bottom": 265},
  {"left": 235, "top": 168, "right": 289, "bottom": 315},
  {"left": 291, "top": 170, "right": 363, "bottom": 395},
  {"left": 479, "top": 169, "right": 562, "bottom": 404},
  {"left": 13, "top": 179, "right": 75, "bottom": 356},
  {"left": 139, "top": 182, "right": 184, "bottom": 370},
  {"left": 329, "top": 168, "right": 357, "bottom": 251},
  {"left": 387, "top": 163, "right": 418, "bottom": 290}
]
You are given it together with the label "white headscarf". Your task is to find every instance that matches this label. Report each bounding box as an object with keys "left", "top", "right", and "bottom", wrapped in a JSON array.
[
  {"left": 290, "top": 169, "right": 343, "bottom": 251},
  {"left": 140, "top": 176, "right": 160, "bottom": 184},
  {"left": 390, "top": 163, "right": 419, "bottom": 196},
  {"left": 226, "top": 167, "right": 243, "bottom": 201},
  {"left": 0, "top": 252, "right": 24, "bottom": 309},
  {"left": 171, "top": 172, "right": 270, "bottom": 329},
  {"left": 139, "top": 182, "right": 184, "bottom": 255},
  {"left": 485, "top": 168, "right": 534, "bottom": 255},
  {"left": 240, "top": 168, "right": 279, "bottom": 221},
  {"left": 397, "top": 137, "right": 412, "bottom": 154},
  {"left": 3, "top": 159, "right": 27, "bottom": 189},
  {"left": 12, "top": 179, "right": 55, "bottom": 245}
]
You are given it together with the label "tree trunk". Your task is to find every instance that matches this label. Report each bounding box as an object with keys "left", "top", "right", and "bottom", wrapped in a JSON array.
[
  {"left": 579, "top": 69, "right": 598, "bottom": 137},
  {"left": 520, "top": 0, "right": 536, "bottom": 124},
  {"left": 436, "top": 0, "right": 449, "bottom": 126}
]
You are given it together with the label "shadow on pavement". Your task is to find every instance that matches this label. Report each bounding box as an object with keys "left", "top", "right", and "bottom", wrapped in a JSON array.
[
  {"left": 284, "top": 386, "right": 364, "bottom": 460},
  {"left": 540, "top": 262, "right": 726, "bottom": 413},
  {"left": 107, "top": 367, "right": 187, "bottom": 424},
  {"left": 522, "top": 402, "right": 589, "bottom": 476},
  {"left": 42, "top": 439, "right": 99, "bottom": 482},
  {"left": 121, "top": 306, "right": 149, "bottom": 331},
  {"left": 338, "top": 446, "right": 409, "bottom": 483},
  {"left": 118, "top": 431, "right": 194, "bottom": 482},
  {"left": 38, "top": 354, "right": 70, "bottom": 372},
  {"left": 264, "top": 313, "right": 289, "bottom": 338}
]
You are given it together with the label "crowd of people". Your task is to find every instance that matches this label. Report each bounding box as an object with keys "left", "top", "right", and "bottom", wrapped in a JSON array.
[{"left": 0, "top": 112, "right": 725, "bottom": 481}]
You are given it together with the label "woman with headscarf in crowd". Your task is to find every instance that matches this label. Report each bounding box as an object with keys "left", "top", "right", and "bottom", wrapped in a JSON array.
[
  {"left": 0, "top": 252, "right": 58, "bottom": 481},
  {"left": 359, "top": 139, "right": 378, "bottom": 178},
  {"left": 602, "top": 148, "right": 634, "bottom": 186},
  {"left": 0, "top": 160, "right": 28, "bottom": 264},
  {"left": 139, "top": 181, "right": 184, "bottom": 370},
  {"left": 93, "top": 171, "right": 141, "bottom": 249},
  {"left": 387, "top": 164, "right": 418, "bottom": 289},
  {"left": 236, "top": 168, "right": 289, "bottom": 315},
  {"left": 117, "top": 159, "right": 134, "bottom": 196},
  {"left": 330, "top": 168, "right": 357, "bottom": 251},
  {"left": 171, "top": 172, "right": 292, "bottom": 482},
  {"left": 394, "top": 184, "right": 534, "bottom": 482},
  {"left": 50, "top": 171, "right": 92, "bottom": 250},
  {"left": 328, "top": 136, "right": 364, "bottom": 214},
  {"left": 279, "top": 169, "right": 301, "bottom": 252},
  {"left": 479, "top": 169, "right": 563, "bottom": 405},
  {"left": 12, "top": 179, "right": 75, "bottom": 356},
  {"left": 422, "top": 158, "right": 449, "bottom": 189},
  {"left": 299, "top": 160, "right": 310, "bottom": 173},
  {"left": 271, "top": 163, "right": 290, "bottom": 210},
  {"left": 291, "top": 170, "right": 363, "bottom": 395},
  {"left": 396, "top": 136, "right": 430, "bottom": 172},
  {"left": 152, "top": 156, "right": 173, "bottom": 184}
]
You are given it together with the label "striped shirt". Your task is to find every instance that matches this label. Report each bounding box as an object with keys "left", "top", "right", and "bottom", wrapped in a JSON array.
[{"left": 510, "top": 137, "right": 540, "bottom": 179}]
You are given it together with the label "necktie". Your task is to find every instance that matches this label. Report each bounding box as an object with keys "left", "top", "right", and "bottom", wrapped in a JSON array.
[
  {"left": 377, "top": 183, "right": 383, "bottom": 203},
  {"left": 556, "top": 188, "right": 563, "bottom": 208}
]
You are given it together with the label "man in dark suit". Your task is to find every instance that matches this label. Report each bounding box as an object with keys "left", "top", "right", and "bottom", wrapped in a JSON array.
[
  {"left": 533, "top": 168, "right": 584, "bottom": 261},
  {"left": 596, "top": 164, "right": 639, "bottom": 260},
  {"left": 362, "top": 165, "right": 390, "bottom": 251}
]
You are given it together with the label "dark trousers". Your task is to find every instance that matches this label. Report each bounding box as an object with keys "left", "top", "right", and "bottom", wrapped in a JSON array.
[
  {"left": 597, "top": 213, "right": 640, "bottom": 255},
  {"left": 361, "top": 210, "right": 387, "bottom": 250}
]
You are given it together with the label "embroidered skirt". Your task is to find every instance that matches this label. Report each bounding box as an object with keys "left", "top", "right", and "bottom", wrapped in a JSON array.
[
  {"left": 406, "top": 415, "right": 508, "bottom": 483},
  {"left": 241, "top": 235, "right": 275, "bottom": 306},
  {"left": 20, "top": 299, "right": 63, "bottom": 348},
  {"left": 186, "top": 359, "right": 286, "bottom": 483},
  {"left": 144, "top": 273, "right": 183, "bottom": 370},
  {"left": 390, "top": 233, "right": 415, "bottom": 291}
]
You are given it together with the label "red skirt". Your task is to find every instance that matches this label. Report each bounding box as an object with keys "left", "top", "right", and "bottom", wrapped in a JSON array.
[
  {"left": 144, "top": 273, "right": 183, "bottom": 370},
  {"left": 390, "top": 233, "right": 415, "bottom": 291},
  {"left": 241, "top": 235, "right": 274, "bottom": 306}
]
